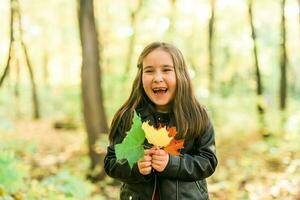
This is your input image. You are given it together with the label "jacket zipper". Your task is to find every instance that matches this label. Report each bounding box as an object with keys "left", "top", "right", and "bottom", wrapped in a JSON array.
[
  {"left": 151, "top": 174, "right": 157, "bottom": 200},
  {"left": 176, "top": 180, "right": 179, "bottom": 200}
]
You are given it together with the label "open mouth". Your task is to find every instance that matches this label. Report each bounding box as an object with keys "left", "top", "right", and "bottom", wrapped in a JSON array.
[{"left": 152, "top": 87, "right": 168, "bottom": 95}]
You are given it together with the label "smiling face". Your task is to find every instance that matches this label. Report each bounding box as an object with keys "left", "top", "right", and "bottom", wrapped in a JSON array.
[{"left": 142, "top": 48, "right": 177, "bottom": 112}]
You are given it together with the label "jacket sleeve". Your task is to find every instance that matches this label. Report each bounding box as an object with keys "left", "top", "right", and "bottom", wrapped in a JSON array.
[
  {"left": 157, "top": 122, "right": 218, "bottom": 181},
  {"left": 104, "top": 128, "right": 153, "bottom": 184}
]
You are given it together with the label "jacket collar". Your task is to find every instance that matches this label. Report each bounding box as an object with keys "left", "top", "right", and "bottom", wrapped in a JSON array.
[{"left": 135, "top": 105, "right": 176, "bottom": 127}]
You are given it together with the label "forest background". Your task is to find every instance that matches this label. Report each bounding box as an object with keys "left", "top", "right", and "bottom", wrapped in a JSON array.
[{"left": 0, "top": 0, "right": 300, "bottom": 199}]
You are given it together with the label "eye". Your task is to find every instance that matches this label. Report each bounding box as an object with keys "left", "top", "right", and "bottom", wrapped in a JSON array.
[
  {"left": 163, "top": 68, "right": 173, "bottom": 72},
  {"left": 144, "top": 69, "right": 153, "bottom": 73}
]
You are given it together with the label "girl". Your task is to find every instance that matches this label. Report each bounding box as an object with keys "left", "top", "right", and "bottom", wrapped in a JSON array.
[{"left": 104, "top": 42, "right": 217, "bottom": 200}]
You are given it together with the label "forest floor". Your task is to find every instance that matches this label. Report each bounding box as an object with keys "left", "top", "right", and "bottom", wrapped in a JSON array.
[{"left": 1, "top": 119, "right": 300, "bottom": 200}]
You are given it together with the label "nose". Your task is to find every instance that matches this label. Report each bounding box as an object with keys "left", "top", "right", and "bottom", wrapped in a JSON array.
[{"left": 153, "top": 72, "right": 163, "bottom": 83}]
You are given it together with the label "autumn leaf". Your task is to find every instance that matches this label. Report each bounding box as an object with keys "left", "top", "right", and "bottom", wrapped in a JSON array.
[
  {"left": 142, "top": 123, "right": 184, "bottom": 155},
  {"left": 115, "top": 112, "right": 145, "bottom": 168},
  {"left": 142, "top": 122, "right": 172, "bottom": 147},
  {"left": 164, "top": 138, "right": 184, "bottom": 156},
  {"left": 167, "top": 127, "right": 176, "bottom": 137}
]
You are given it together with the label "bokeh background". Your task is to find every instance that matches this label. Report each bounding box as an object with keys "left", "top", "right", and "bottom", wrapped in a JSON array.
[{"left": 0, "top": 0, "right": 300, "bottom": 199}]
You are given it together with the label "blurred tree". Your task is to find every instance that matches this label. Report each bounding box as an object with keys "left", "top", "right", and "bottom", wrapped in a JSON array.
[
  {"left": 208, "top": 0, "right": 216, "bottom": 93},
  {"left": 124, "top": 0, "right": 143, "bottom": 78},
  {"left": 0, "top": 0, "right": 13, "bottom": 87},
  {"left": 14, "top": 57, "right": 21, "bottom": 118},
  {"left": 78, "top": 0, "right": 108, "bottom": 181},
  {"left": 0, "top": 0, "right": 40, "bottom": 119},
  {"left": 298, "top": 0, "right": 300, "bottom": 41},
  {"left": 298, "top": 0, "right": 300, "bottom": 20},
  {"left": 42, "top": 50, "right": 49, "bottom": 88},
  {"left": 279, "top": 0, "right": 287, "bottom": 110},
  {"left": 247, "top": 0, "right": 264, "bottom": 114},
  {"left": 166, "top": 0, "right": 176, "bottom": 38}
]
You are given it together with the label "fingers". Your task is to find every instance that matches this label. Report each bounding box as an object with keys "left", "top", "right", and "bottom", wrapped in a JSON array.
[
  {"left": 138, "top": 148, "right": 169, "bottom": 174},
  {"left": 138, "top": 165, "right": 152, "bottom": 175},
  {"left": 144, "top": 149, "right": 155, "bottom": 156},
  {"left": 138, "top": 150, "right": 154, "bottom": 175},
  {"left": 151, "top": 160, "right": 168, "bottom": 172},
  {"left": 138, "top": 160, "right": 152, "bottom": 175},
  {"left": 151, "top": 162, "right": 164, "bottom": 171},
  {"left": 140, "top": 166, "right": 152, "bottom": 174},
  {"left": 152, "top": 149, "right": 168, "bottom": 161},
  {"left": 151, "top": 149, "right": 169, "bottom": 172},
  {"left": 153, "top": 149, "right": 167, "bottom": 156},
  {"left": 152, "top": 159, "right": 166, "bottom": 166},
  {"left": 152, "top": 155, "right": 168, "bottom": 165},
  {"left": 143, "top": 149, "right": 154, "bottom": 162},
  {"left": 139, "top": 161, "right": 151, "bottom": 169},
  {"left": 152, "top": 154, "right": 166, "bottom": 161},
  {"left": 138, "top": 155, "right": 152, "bottom": 169}
]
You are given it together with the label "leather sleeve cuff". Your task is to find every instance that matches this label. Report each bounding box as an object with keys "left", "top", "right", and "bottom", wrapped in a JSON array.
[
  {"left": 157, "top": 155, "right": 180, "bottom": 178},
  {"left": 131, "top": 163, "right": 153, "bottom": 182}
]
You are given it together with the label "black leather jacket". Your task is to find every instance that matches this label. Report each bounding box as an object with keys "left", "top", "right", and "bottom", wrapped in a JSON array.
[{"left": 104, "top": 108, "right": 218, "bottom": 200}]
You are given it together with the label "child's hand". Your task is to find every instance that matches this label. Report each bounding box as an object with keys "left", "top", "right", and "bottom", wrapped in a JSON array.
[
  {"left": 151, "top": 148, "right": 169, "bottom": 172},
  {"left": 137, "top": 149, "right": 154, "bottom": 175}
]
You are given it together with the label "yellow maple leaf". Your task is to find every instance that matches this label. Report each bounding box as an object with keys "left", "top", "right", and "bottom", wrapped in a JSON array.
[{"left": 142, "top": 122, "right": 172, "bottom": 147}]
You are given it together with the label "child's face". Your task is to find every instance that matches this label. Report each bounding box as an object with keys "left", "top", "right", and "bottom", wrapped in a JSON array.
[{"left": 142, "top": 48, "right": 176, "bottom": 112}]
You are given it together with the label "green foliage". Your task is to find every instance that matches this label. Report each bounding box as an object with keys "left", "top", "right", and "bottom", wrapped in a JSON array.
[
  {"left": 0, "top": 196, "right": 14, "bottom": 200},
  {"left": 41, "top": 171, "right": 93, "bottom": 200},
  {"left": 41, "top": 85, "right": 82, "bottom": 123},
  {"left": 115, "top": 112, "right": 145, "bottom": 168},
  {"left": 24, "top": 179, "right": 49, "bottom": 200},
  {"left": 0, "top": 139, "right": 37, "bottom": 157},
  {"left": 0, "top": 151, "right": 25, "bottom": 193}
]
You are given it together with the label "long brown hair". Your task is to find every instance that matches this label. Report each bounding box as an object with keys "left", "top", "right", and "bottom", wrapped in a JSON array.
[{"left": 108, "top": 42, "right": 209, "bottom": 143}]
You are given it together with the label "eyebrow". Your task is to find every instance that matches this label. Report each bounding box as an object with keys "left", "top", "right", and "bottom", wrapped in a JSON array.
[
  {"left": 162, "top": 65, "right": 174, "bottom": 68},
  {"left": 143, "top": 65, "right": 174, "bottom": 70},
  {"left": 143, "top": 66, "right": 153, "bottom": 70}
]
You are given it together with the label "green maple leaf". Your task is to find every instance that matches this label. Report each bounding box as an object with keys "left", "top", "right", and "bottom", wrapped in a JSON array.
[{"left": 115, "top": 112, "right": 145, "bottom": 168}]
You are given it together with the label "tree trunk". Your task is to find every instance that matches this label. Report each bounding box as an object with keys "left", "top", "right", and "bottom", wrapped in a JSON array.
[
  {"left": 14, "top": 58, "right": 21, "bottom": 118},
  {"left": 166, "top": 0, "right": 176, "bottom": 38},
  {"left": 78, "top": 0, "right": 108, "bottom": 181},
  {"left": 21, "top": 42, "right": 40, "bottom": 119},
  {"left": 208, "top": 0, "right": 216, "bottom": 93},
  {"left": 0, "top": 0, "right": 14, "bottom": 87},
  {"left": 1, "top": 0, "right": 40, "bottom": 119},
  {"left": 279, "top": 0, "right": 287, "bottom": 110},
  {"left": 298, "top": 0, "right": 300, "bottom": 35},
  {"left": 43, "top": 50, "right": 49, "bottom": 88},
  {"left": 124, "top": 0, "right": 143, "bottom": 77},
  {"left": 248, "top": 0, "right": 264, "bottom": 114},
  {"left": 16, "top": 0, "right": 40, "bottom": 119}
]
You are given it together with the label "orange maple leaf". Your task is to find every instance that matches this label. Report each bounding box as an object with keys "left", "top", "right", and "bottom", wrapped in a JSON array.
[
  {"left": 164, "top": 138, "right": 184, "bottom": 156},
  {"left": 164, "top": 127, "right": 184, "bottom": 156},
  {"left": 142, "top": 122, "right": 172, "bottom": 147},
  {"left": 142, "top": 123, "right": 185, "bottom": 155},
  {"left": 167, "top": 127, "right": 176, "bottom": 137}
]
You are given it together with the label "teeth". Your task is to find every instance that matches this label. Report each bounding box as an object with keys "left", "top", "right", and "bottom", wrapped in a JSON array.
[
  {"left": 154, "top": 87, "right": 167, "bottom": 90},
  {"left": 153, "top": 87, "right": 167, "bottom": 93}
]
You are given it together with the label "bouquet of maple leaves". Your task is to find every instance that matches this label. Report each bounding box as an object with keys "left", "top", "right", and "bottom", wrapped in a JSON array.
[{"left": 115, "top": 112, "right": 184, "bottom": 168}]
